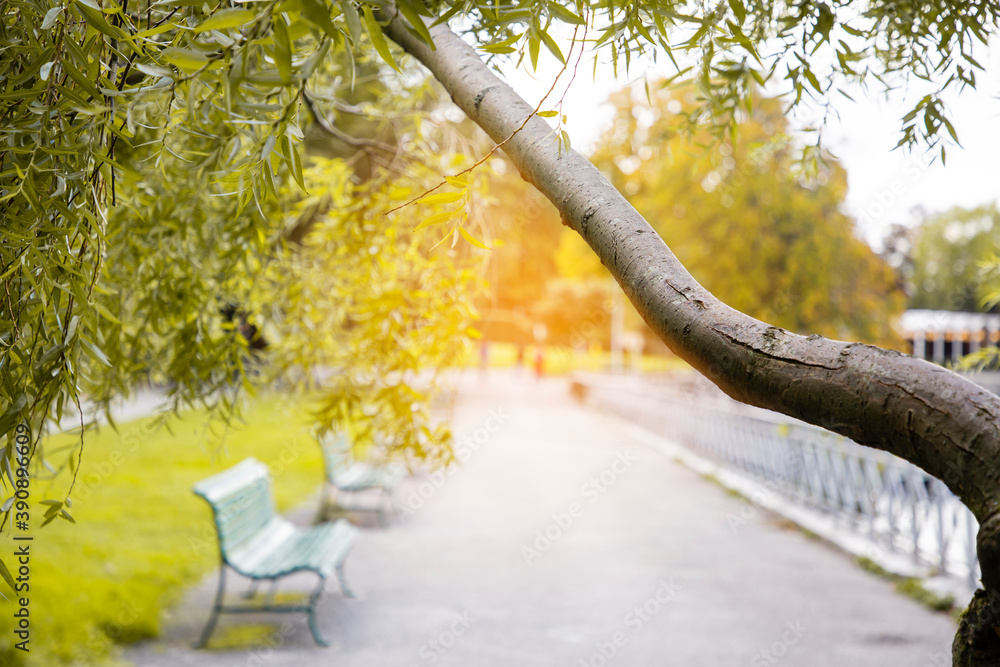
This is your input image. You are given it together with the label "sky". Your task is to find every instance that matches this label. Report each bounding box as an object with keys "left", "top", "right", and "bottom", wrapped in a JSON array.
[{"left": 495, "top": 42, "right": 1000, "bottom": 250}]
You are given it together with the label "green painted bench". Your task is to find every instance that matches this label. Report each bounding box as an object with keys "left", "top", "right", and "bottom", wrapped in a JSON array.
[
  {"left": 320, "top": 434, "right": 406, "bottom": 527},
  {"left": 193, "top": 457, "right": 358, "bottom": 647}
]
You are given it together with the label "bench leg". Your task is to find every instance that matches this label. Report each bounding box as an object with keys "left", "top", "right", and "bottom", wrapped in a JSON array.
[
  {"left": 264, "top": 578, "right": 280, "bottom": 606},
  {"left": 335, "top": 563, "right": 355, "bottom": 598},
  {"left": 242, "top": 579, "right": 260, "bottom": 599},
  {"left": 317, "top": 484, "right": 337, "bottom": 523},
  {"left": 378, "top": 486, "right": 402, "bottom": 527},
  {"left": 376, "top": 488, "right": 389, "bottom": 528},
  {"left": 307, "top": 577, "right": 330, "bottom": 647},
  {"left": 194, "top": 565, "right": 227, "bottom": 648}
]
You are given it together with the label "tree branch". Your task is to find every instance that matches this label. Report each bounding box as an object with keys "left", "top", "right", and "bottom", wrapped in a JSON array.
[{"left": 382, "top": 13, "right": 1000, "bottom": 591}]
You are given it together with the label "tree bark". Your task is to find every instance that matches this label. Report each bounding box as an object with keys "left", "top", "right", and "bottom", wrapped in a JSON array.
[{"left": 382, "top": 11, "right": 1000, "bottom": 662}]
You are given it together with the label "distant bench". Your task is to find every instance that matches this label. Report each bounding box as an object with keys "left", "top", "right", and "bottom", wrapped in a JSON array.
[
  {"left": 193, "top": 457, "right": 358, "bottom": 647},
  {"left": 320, "top": 434, "right": 406, "bottom": 526}
]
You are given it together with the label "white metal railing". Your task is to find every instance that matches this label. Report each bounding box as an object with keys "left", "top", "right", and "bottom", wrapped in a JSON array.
[{"left": 582, "top": 379, "right": 981, "bottom": 589}]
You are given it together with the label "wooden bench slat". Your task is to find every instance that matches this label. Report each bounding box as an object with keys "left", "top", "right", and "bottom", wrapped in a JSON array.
[
  {"left": 331, "top": 463, "right": 406, "bottom": 492},
  {"left": 193, "top": 458, "right": 269, "bottom": 501},
  {"left": 320, "top": 435, "right": 406, "bottom": 525},
  {"left": 248, "top": 520, "right": 357, "bottom": 578},
  {"left": 226, "top": 517, "right": 298, "bottom": 574}
]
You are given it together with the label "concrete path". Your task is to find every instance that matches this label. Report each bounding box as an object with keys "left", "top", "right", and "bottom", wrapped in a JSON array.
[{"left": 125, "top": 372, "right": 957, "bottom": 667}]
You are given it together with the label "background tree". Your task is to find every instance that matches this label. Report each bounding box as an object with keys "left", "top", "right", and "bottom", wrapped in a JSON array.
[
  {"left": 880, "top": 221, "right": 918, "bottom": 296},
  {"left": 474, "top": 160, "right": 563, "bottom": 343},
  {"left": 909, "top": 204, "right": 1000, "bottom": 313},
  {"left": 966, "top": 251, "right": 1000, "bottom": 372},
  {"left": 473, "top": 84, "right": 907, "bottom": 352},
  {"left": 589, "top": 84, "right": 905, "bottom": 347}
]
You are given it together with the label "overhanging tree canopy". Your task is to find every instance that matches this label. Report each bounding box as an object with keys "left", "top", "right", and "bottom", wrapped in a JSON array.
[{"left": 3, "top": 0, "right": 1000, "bottom": 662}]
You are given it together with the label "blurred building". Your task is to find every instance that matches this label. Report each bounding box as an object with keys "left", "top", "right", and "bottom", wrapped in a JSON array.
[{"left": 901, "top": 309, "right": 1000, "bottom": 365}]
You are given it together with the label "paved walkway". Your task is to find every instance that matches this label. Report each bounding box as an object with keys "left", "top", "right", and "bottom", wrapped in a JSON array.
[{"left": 126, "top": 372, "right": 957, "bottom": 666}]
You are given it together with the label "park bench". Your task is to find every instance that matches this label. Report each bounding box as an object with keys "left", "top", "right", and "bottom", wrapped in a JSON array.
[
  {"left": 193, "top": 457, "right": 358, "bottom": 647},
  {"left": 320, "top": 434, "right": 406, "bottom": 527}
]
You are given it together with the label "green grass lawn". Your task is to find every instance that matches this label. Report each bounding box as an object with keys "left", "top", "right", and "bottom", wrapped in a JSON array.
[{"left": 0, "top": 393, "right": 326, "bottom": 666}]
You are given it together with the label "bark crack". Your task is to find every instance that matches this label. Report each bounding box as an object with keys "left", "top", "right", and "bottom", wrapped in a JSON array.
[
  {"left": 473, "top": 86, "right": 498, "bottom": 113},
  {"left": 578, "top": 204, "right": 600, "bottom": 237},
  {"left": 711, "top": 328, "right": 842, "bottom": 371},
  {"left": 870, "top": 377, "right": 994, "bottom": 470}
]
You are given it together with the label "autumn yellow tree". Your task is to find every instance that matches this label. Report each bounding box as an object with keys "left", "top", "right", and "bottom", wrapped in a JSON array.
[{"left": 588, "top": 86, "right": 905, "bottom": 347}]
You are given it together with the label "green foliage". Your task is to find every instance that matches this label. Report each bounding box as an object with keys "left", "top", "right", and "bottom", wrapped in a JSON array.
[
  {"left": 909, "top": 203, "right": 1000, "bottom": 313},
  {"left": 412, "top": 173, "right": 491, "bottom": 250},
  {"left": 0, "top": 395, "right": 326, "bottom": 666},
  {"left": 0, "top": 0, "right": 368, "bottom": 370},
  {"left": 256, "top": 155, "right": 482, "bottom": 468},
  {"left": 1, "top": 0, "right": 350, "bottom": 446},
  {"left": 973, "top": 253, "right": 1000, "bottom": 312},
  {"left": 0, "top": 0, "right": 485, "bottom": 584},
  {"left": 588, "top": 84, "right": 905, "bottom": 346}
]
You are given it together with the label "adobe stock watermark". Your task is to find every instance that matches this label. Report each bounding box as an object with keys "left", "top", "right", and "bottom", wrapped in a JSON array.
[
  {"left": 578, "top": 578, "right": 682, "bottom": 667},
  {"left": 241, "top": 620, "right": 295, "bottom": 666},
  {"left": 195, "top": 571, "right": 354, "bottom": 652},
  {"left": 9, "top": 423, "right": 32, "bottom": 653},
  {"left": 521, "top": 449, "right": 638, "bottom": 564},
  {"left": 565, "top": 296, "right": 615, "bottom": 352},
  {"left": 726, "top": 481, "right": 780, "bottom": 533},
  {"left": 69, "top": 598, "right": 146, "bottom": 666},
  {"left": 749, "top": 620, "right": 808, "bottom": 666},
  {"left": 395, "top": 408, "right": 511, "bottom": 520},
  {"left": 406, "top": 610, "right": 476, "bottom": 666},
  {"left": 854, "top": 153, "right": 934, "bottom": 229},
  {"left": 921, "top": 651, "right": 949, "bottom": 667},
  {"left": 71, "top": 415, "right": 164, "bottom": 504},
  {"left": 724, "top": 454, "right": 801, "bottom": 534}
]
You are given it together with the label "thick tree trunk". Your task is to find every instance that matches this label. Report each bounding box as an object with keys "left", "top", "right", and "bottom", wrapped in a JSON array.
[{"left": 382, "top": 11, "right": 1000, "bottom": 663}]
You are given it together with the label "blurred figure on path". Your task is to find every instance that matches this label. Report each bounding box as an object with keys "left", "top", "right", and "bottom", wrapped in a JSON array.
[{"left": 531, "top": 322, "right": 548, "bottom": 381}]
